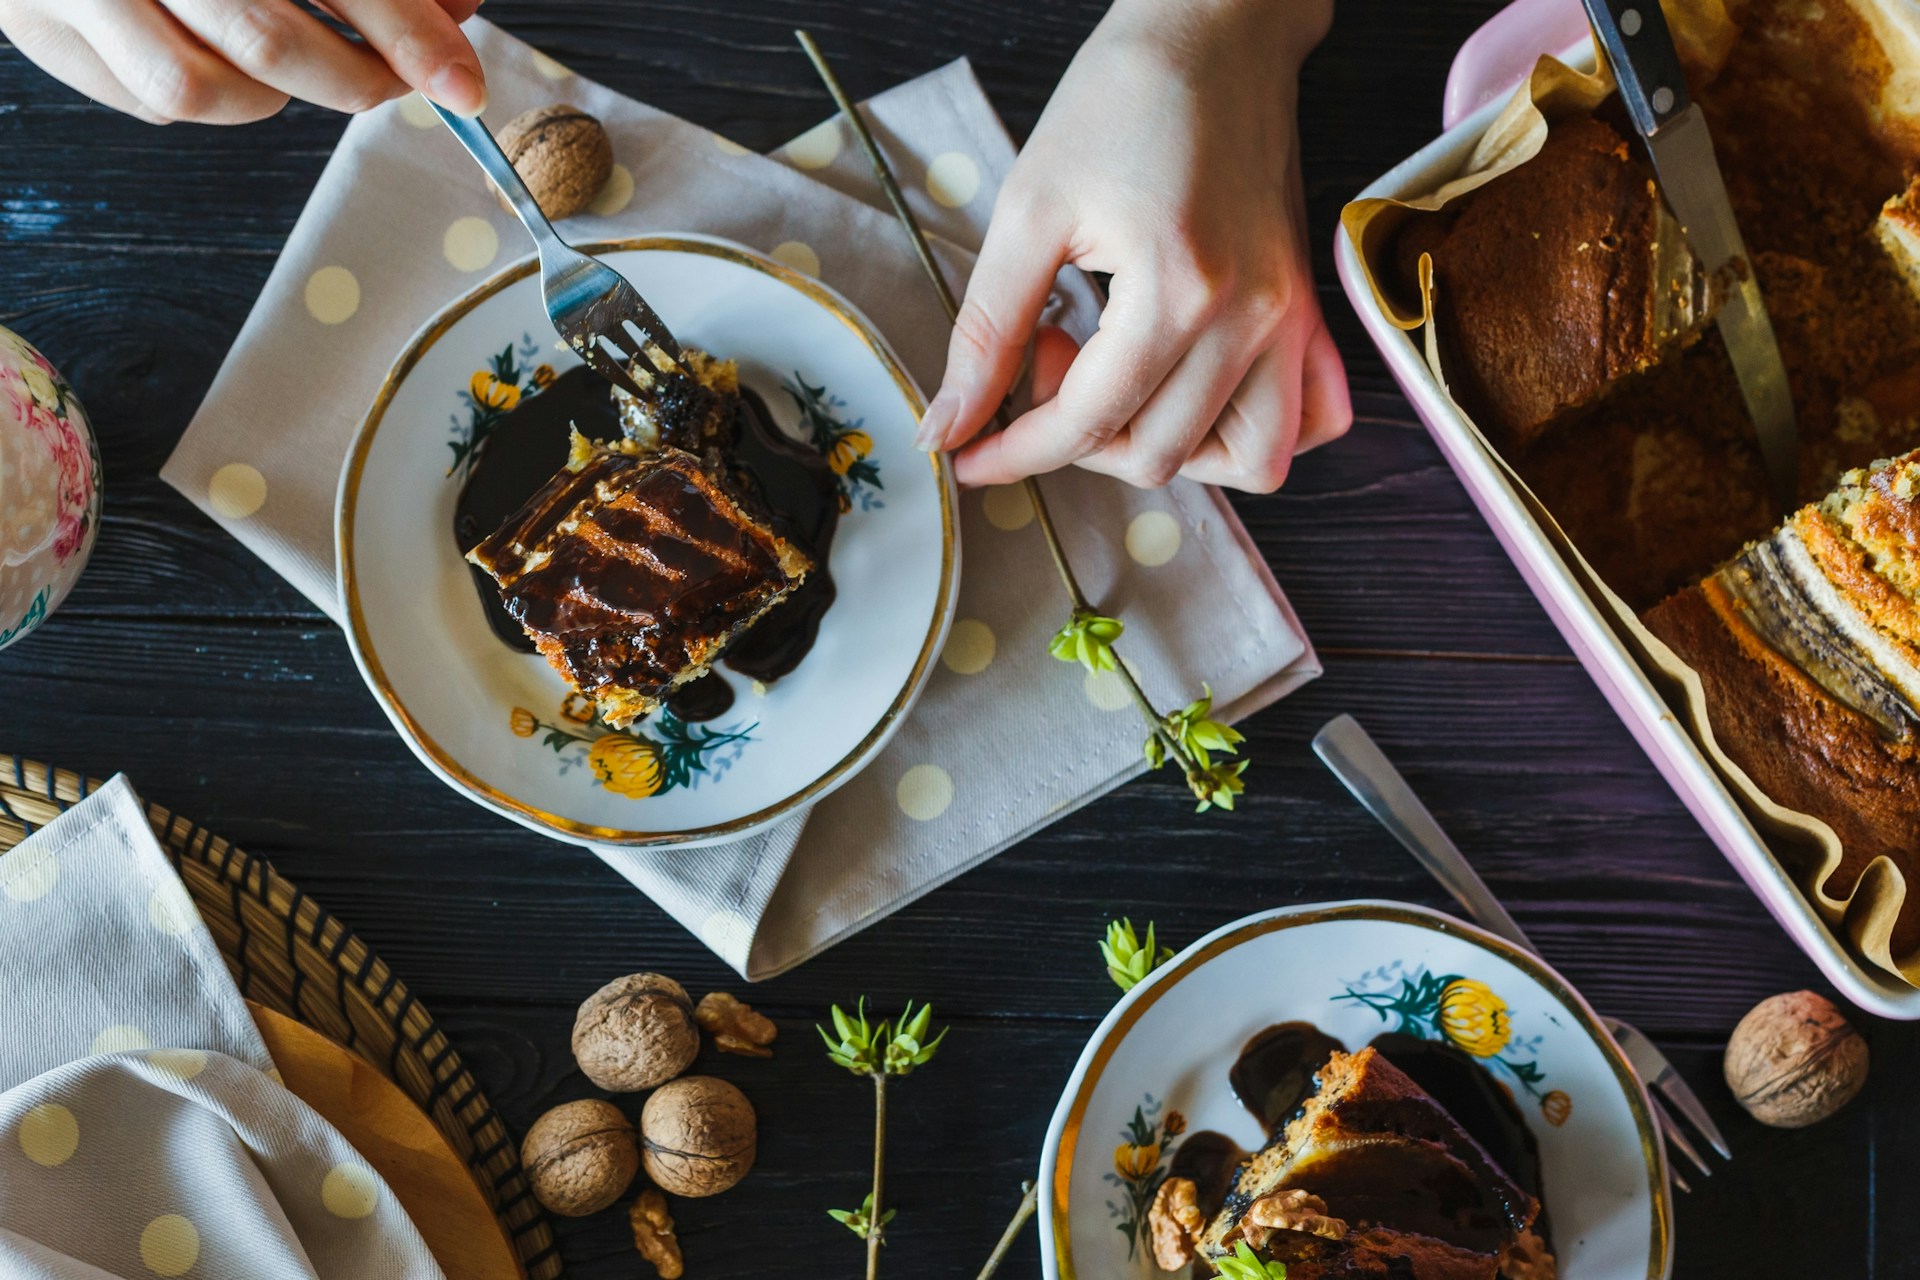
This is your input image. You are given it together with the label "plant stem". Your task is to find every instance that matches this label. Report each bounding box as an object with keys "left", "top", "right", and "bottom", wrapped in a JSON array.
[
  {"left": 793, "top": 28, "right": 1206, "bottom": 789},
  {"left": 974, "top": 1181, "right": 1039, "bottom": 1280},
  {"left": 867, "top": 1071, "right": 888, "bottom": 1280}
]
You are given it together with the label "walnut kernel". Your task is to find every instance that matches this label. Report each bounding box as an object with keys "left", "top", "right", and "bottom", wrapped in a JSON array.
[
  {"left": 695, "top": 992, "right": 777, "bottom": 1058},
  {"left": 520, "top": 1099, "right": 639, "bottom": 1216},
  {"left": 573, "top": 973, "right": 701, "bottom": 1092},
  {"left": 1724, "top": 989, "right": 1868, "bottom": 1128},
  {"left": 1241, "top": 1189, "right": 1347, "bottom": 1252},
  {"left": 640, "top": 1076, "right": 757, "bottom": 1197},
  {"left": 630, "top": 1187, "right": 685, "bottom": 1279},
  {"left": 1147, "top": 1176, "right": 1203, "bottom": 1271},
  {"left": 494, "top": 104, "right": 613, "bottom": 220}
]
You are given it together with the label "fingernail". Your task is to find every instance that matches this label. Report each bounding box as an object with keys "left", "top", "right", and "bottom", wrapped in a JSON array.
[
  {"left": 428, "top": 63, "right": 487, "bottom": 118},
  {"left": 915, "top": 389, "right": 959, "bottom": 451}
]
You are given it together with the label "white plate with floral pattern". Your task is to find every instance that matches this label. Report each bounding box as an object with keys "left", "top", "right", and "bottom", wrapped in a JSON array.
[
  {"left": 1040, "top": 900, "right": 1672, "bottom": 1280},
  {"left": 338, "top": 235, "right": 957, "bottom": 848}
]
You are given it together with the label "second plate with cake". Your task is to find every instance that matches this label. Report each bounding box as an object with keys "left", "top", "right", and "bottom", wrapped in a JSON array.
[{"left": 338, "top": 236, "right": 958, "bottom": 848}]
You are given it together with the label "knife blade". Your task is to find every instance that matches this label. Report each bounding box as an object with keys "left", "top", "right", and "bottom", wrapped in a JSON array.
[{"left": 1583, "top": 0, "right": 1800, "bottom": 512}]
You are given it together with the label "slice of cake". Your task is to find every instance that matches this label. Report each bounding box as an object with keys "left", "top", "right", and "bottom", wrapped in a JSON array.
[
  {"left": 1191, "top": 1048, "right": 1542, "bottom": 1276},
  {"left": 1398, "top": 113, "right": 1722, "bottom": 453},
  {"left": 467, "top": 432, "right": 810, "bottom": 728},
  {"left": 1644, "top": 449, "right": 1920, "bottom": 953}
]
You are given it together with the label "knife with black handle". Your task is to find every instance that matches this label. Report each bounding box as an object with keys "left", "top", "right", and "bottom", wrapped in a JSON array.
[{"left": 1583, "top": 0, "right": 1800, "bottom": 512}]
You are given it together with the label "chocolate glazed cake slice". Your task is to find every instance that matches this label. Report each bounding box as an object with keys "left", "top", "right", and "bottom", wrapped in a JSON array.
[
  {"left": 1193, "top": 1048, "right": 1545, "bottom": 1279},
  {"left": 467, "top": 432, "right": 811, "bottom": 729}
]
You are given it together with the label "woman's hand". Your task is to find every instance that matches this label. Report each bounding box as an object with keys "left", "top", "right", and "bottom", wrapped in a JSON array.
[
  {"left": 0, "top": 0, "right": 486, "bottom": 124},
  {"left": 918, "top": 0, "right": 1350, "bottom": 493}
]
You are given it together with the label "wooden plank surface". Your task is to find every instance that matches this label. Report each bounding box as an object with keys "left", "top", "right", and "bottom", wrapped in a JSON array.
[{"left": 2, "top": 0, "right": 1911, "bottom": 1275}]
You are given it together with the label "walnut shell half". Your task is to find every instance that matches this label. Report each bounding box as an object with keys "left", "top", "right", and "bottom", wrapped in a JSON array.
[{"left": 640, "top": 1075, "right": 756, "bottom": 1197}]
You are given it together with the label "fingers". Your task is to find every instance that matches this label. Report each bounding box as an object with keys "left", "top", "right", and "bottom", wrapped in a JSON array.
[
  {"left": 159, "top": 0, "right": 405, "bottom": 114},
  {"left": 1169, "top": 335, "right": 1305, "bottom": 491},
  {"left": 1295, "top": 317, "right": 1353, "bottom": 454},
  {"left": 74, "top": 0, "right": 288, "bottom": 122},
  {"left": 0, "top": 10, "right": 168, "bottom": 119},
  {"left": 1176, "top": 312, "right": 1350, "bottom": 492},
  {"left": 917, "top": 188, "right": 1069, "bottom": 453},
  {"left": 1075, "top": 317, "right": 1268, "bottom": 488},
  {"left": 326, "top": 0, "right": 485, "bottom": 115},
  {"left": 950, "top": 270, "right": 1203, "bottom": 487}
]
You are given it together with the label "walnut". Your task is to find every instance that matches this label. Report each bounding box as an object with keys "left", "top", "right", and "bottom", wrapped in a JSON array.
[
  {"left": 630, "top": 1187, "right": 685, "bottom": 1279},
  {"left": 1147, "top": 1176, "right": 1203, "bottom": 1271},
  {"left": 1724, "top": 990, "right": 1869, "bottom": 1128},
  {"left": 1241, "top": 1189, "right": 1347, "bottom": 1251},
  {"left": 520, "top": 1099, "right": 639, "bottom": 1216},
  {"left": 493, "top": 104, "right": 614, "bottom": 220},
  {"left": 1498, "top": 1227, "right": 1557, "bottom": 1280},
  {"left": 573, "top": 973, "right": 701, "bottom": 1092},
  {"left": 640, "top": 1076, "right": 757, "bottom": 1197},
  {"left": 695, "top": 992, "right": 777, "bottom": 1058}
]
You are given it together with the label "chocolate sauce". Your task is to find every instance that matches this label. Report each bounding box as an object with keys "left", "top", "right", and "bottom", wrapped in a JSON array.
[
  {"left": 719, "top": 388, "right": 838, "bottom": 683},
  {"left": 1228, "top": 1020, "right": 1344, "bottom": 1135},
  {"left": 454, "top": 366, "right": 616, "bottom": 652},
  {"left": 1167, "top": 1130, "right": 1248, "bottom": 1223},
  {"left": 1369, "top": 1031, "right": 1543, "bottom": 1208},
  {"left": 669, "top": 671, "right": 736, "bottom": 722},
  {"left": 453, "top": 367, "right": 840, "bottom": 721}
]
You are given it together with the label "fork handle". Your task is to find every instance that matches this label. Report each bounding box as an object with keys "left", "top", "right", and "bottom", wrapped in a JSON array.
[
  {"left": 431, "top": 104, "right": 562, "bottom": 248},
  {"left": 1312, "top": 715, "right": 1541, "bottom": 956}
]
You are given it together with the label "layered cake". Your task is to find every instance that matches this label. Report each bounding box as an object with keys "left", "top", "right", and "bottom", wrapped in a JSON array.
[
  {"left": 1398, "top": 0, "right": 1920, "bottom": 606},
  {"left": 466, "top": 432, "right": 810, "bottom": 728},
  {"left": 1646, "top": 450, "right": 1920, "bottom": 953},
  {"left": 1169, "top": 1048, "right": 1551, "bottom": 1280}
]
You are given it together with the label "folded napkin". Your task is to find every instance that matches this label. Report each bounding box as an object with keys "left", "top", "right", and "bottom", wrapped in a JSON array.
[
  {"left": 0, "top": 777, "right": 442, "bottom": 1278},
  {"left": 162, "top": 19, "right": 1319, "bottom": 978}
]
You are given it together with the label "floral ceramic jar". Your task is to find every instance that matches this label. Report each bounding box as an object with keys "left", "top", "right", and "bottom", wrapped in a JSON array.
[{"left": 0, "top": 326, "right": 99, "bottom": 651}]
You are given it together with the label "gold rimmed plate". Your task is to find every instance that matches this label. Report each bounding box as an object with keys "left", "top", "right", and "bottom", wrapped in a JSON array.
[
  {"left": 1040, "top": 900, "right": 1672, "bottom": 1280},
  {"left": 337, "top": 236, "right": 958, "bottom": 848}
]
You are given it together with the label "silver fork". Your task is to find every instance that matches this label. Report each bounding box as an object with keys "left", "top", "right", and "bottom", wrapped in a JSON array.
[
  {"left": 1311, "top": 713, "right": 1732, "bottom": 1194},
  {"left": 431, "top": 105, "right": 684, "bottom": 402}
]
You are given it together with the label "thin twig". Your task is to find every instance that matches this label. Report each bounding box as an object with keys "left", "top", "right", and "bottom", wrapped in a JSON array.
[
  {"left": 868, "top": 1073, "right": 888, "bottom": 1280},
  {"left": 975, "top": 1181, "right": 1039, "bottom": 1280},
  {"left": 793, "top": 28, "right": 1202, "bottom": 788}
]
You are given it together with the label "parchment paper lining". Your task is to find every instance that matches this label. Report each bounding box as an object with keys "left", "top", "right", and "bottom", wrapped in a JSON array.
[{"left": 1341, "top": 0, "right": 1920, "bottom": 986}]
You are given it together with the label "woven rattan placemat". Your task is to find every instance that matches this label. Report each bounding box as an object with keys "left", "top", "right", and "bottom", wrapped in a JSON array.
[{"left": 0, "top": 755, "right": 560, "bottom": 1280}]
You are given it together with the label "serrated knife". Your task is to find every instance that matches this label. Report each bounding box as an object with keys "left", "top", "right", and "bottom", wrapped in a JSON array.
[{"left": 1583, "top": 0, "right": 1799, "bottom": 512}]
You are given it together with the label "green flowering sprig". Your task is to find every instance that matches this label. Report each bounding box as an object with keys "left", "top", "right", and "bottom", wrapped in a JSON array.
[
  {"left": 1049, "top": 609, "right": 1125, "bottom": 672},
  {"left": 819, "top": 998, "right": 948, "bottom": 1279},
  {"left": 1145, "top": 685, "right": 1249, "bottom": 812},
  {"left": 1047, "top": 598, "right": 1251, "bottom": 811},
  {"left": 1101, "top": 919, "right": 1174, "bottom": 993},
  {"left": 827, "top": 1193, "right": 895, "bottom": 1241},
  {"left": 1218, "top": 1241, "right": 1289, "bottom": 1280}
]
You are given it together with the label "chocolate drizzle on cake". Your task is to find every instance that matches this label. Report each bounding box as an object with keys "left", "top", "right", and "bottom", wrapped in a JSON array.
[{"left": 454, "top": 361, "right": 841, "bottom": 724}]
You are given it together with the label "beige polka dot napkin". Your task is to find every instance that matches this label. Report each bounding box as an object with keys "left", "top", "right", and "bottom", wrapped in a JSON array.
[
  {"left": 0, "top": 776, "right": 443, "bottom": 1277},
  {"left": 161, "top": 20, "right": 1320, "bottom": 979}
]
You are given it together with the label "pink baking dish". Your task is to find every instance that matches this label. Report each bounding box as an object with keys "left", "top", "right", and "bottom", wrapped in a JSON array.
[{"left": 1334, "top": 0, "right": 1920, "bottom": 1018}]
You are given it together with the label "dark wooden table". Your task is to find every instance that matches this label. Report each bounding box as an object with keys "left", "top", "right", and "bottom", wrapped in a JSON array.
[{"left": 3, "top": 1, "right": 1910, "bottom": 1274}]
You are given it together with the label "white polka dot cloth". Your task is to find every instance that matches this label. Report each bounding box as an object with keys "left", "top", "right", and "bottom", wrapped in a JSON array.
[
  {"left": 160, "top": 20, "right": 1319, "bottom": 979},
  {"left": 0, "top": 777, "right": 443, "bottom": 1277}
]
